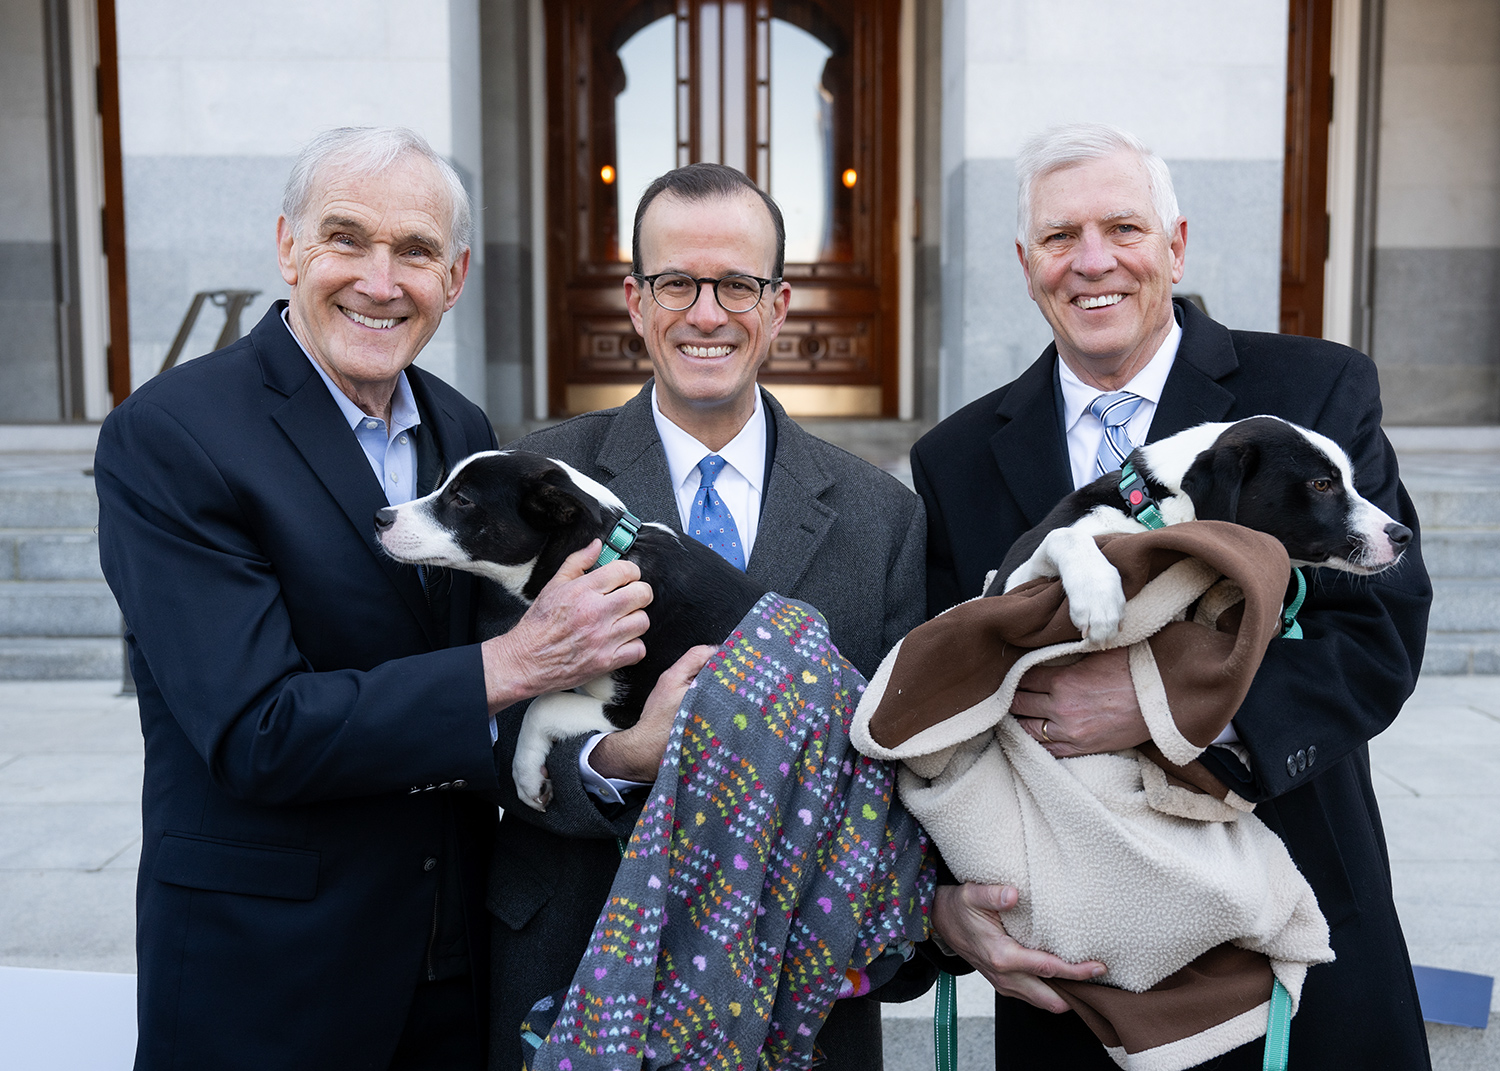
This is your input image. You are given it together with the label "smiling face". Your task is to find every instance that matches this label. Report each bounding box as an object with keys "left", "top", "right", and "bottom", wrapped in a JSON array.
[
  {"left": 1017, "top": 151, "right": 1186, "bottom": 390},
  {"left": 277, "top": 154, "right": 470, "bottom": 419},
  {"left": 625, "top": 191, "right": 790, "bottom": 449}
]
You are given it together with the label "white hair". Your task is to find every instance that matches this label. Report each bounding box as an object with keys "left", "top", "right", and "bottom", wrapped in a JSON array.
[
  {"left": 281, "top": 126, "right": 473, "bottom": 261},
  {"left": 1015, "top": 123, "right": 1181, "bottom": 245}
]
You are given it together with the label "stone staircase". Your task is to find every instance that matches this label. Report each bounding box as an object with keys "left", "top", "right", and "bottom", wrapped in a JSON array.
[
  {"left": 0, "top": 424, "right": 1496, "bottom": 680},
  {"left": 1390, "top": 428, "right": 1500, "bottom": 674},
  {"left": 0, "top": 427, "right": 120, "bottom": 680}
]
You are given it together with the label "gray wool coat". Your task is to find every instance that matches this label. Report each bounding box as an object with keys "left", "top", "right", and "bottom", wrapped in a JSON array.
[{"left": 484, "top": 382, "right": 926, "bottom": 1070}]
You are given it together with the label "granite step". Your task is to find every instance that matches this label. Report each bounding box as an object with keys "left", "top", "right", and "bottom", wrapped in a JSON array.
[
  {"left": 0, "top": 637, "right": 121, "bottom": 680},
  {"left": 0, "top": 531, "right": 104, "bottom": 581},
  {"left": 0, "top": 581, "right": 120, "bottom": 638}
]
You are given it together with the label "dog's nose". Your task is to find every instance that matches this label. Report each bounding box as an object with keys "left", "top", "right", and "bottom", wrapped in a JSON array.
[
  {"left": 1384, "top": 522, "right": 1412, "bottom": 548},
  {"left": 374, "top": 507, "right": 397, "bottom": 531}
]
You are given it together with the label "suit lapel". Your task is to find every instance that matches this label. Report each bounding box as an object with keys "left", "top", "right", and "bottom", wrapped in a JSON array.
[
  {"left": 258, "top": 305, "right": 443, "bottom": 646},
  {"left": 748, "top": 391, "right": 834, "bottom": 595},
  {"left": 1149, "top": 299, "right": 1240, "bottom": 440},
  {"left": 593, "top": 385, "right": 682, "bottom": 527},
  {"left": 990, "top": 347, "right": 1074, "bottom": 528}
]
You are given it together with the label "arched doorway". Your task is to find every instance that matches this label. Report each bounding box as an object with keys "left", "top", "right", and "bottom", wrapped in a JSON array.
[{"left": 543, "top": 0, "right": 901, "bottom": 417}]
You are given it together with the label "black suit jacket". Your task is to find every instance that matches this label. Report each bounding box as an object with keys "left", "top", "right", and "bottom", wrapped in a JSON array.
[
  {"left": 96, "top": 303, "right": 501, "bottom": 1071},
  {"left": 911, "top": 299, "right": 1433, "bottom": 1069}
]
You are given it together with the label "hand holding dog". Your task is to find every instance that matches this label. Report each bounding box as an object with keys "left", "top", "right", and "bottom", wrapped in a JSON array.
[
  {"left": 590, "top": 644, "right": 717, "bottom": 782},
  {"left": 933, "top": 883, "right": 1106, "bottom": 1012},
  {"left": 1011, "top": 647, "right": 1149, "bottom": 757},
  {"left": 481, "top": 541, "right": 653, "bottom": 713}
]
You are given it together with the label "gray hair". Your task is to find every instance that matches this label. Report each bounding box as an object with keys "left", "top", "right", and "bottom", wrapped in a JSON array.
[
  {"left": 1015, "top": 123, "right": 1180, "bottom": 245},
  {"left": 282, "top": 127, "right": 473, "bottom": 261}
]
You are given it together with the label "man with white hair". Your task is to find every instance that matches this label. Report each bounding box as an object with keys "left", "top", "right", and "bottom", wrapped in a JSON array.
[
  {"left": 96, "top": 127, "right": 654, "bottom": 1070},
  {"left": 914, "top": 123, "right": 1432, "bottom": 1068}
]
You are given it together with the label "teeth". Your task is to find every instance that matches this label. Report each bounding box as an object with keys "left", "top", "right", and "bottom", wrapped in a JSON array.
[
  {"left": 1075, "top": 294, "right": 1124, "bottom": 309},
  {"left": 341, "top": 307, "right": 402, "bottom": 329},
  {"left": 682, "top": 345, "right": 732, "bottom": 358}
]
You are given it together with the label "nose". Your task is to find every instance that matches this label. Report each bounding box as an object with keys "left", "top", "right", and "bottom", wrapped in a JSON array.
[
  {"left": 1074, "top": 227, "right": 1117, "bottom": 277},
  {"left": 684, "top": 280, "right": 729, "bottom": 330},
  {"left": 374, "top": 506, "right": 397, "bottom": 531},
  {"left": 356, "top": 248, "right": 402, "bottom": 302},
  {"left": 1384, "top": 522, "right": 1412, "bottom": 548}
]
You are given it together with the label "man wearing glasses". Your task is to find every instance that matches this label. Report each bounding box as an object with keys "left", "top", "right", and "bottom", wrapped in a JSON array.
[{"left": 484, "top": 162, "right": 927, "bottom": 1069}]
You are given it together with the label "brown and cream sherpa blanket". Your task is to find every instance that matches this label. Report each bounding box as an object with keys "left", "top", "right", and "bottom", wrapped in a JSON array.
[{"left": 850, "top": 521, "right": 1334, "bottom": 1071}]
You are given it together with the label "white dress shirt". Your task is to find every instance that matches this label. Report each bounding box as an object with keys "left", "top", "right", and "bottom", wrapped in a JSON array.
[
  {"left": 1057, "top": 319, "right": 1181, "bottom": 491},
  {"left": 651, "top": 385, "right": 766, "bottom": 559}
]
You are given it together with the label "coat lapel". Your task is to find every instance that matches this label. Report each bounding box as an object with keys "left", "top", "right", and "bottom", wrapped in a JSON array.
[
  {"left": 257, "top": 303, "right": 443, "bottom": 646},
  {"left": 990, "top": 347, "right": 1074, "bottom": 528},
  {"left": 1149, "top": 299, "right": 1240, "bottom": 440},
  {"left": 593, "top": 385, "right": 682, "bottom": 527},
  {"left": 748, "top": 391, "right": 835, "bottom": 595}
]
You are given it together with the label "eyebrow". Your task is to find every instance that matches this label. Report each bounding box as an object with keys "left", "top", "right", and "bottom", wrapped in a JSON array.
[
  {"left": 1037, "top": 209, "right": 1149, "bottom": 232},
  {"left": 318, "top": 215, "right": 443, "bottom": 252}
]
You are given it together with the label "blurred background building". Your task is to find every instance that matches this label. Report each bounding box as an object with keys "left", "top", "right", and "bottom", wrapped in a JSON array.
[{"left": 1, "top": 0, "right": 1495, "bottom": 438}]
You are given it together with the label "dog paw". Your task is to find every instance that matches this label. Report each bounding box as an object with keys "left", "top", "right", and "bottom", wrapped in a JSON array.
[
  {"left": 1067, "top": 582, "right": 1127, "bottom": 643},
  {"left": 513, "top": 763, "right": 552, "bottom": 812}
]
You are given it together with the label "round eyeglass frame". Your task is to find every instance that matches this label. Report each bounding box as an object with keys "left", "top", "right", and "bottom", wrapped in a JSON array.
[{"left": 632, "top": 271, "right": 782, "bottom": 313}]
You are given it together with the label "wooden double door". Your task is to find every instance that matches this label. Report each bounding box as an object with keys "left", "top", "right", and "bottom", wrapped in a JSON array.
[{"left": 544, "top": 0, "right": 900, "bottom": 417}]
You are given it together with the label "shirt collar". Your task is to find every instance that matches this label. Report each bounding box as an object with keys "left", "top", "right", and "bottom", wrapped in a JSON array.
[
  {"left": 651, "top": 384, "right": 766, "bottom": 494},
  {"left": 280, "top": 308, "right": 421, "bottom": 437},
  {"left": 1057, "top": 317, "right": 1182, "bottom": 433}
]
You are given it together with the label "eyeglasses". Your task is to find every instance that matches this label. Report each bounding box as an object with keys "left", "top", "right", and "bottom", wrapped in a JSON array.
[{"left": 633, "top": 272, "right": 781, "bottom": 314}]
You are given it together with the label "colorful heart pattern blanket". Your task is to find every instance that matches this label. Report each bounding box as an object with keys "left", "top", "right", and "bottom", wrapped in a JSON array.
[{"left": 530, "top": 594, "right": 936, "bottom": 1071}]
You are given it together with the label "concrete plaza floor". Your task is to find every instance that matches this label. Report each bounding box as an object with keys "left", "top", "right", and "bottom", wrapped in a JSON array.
[{"left": 1, "top": 674, "right": 1497, "bottom": 1068}]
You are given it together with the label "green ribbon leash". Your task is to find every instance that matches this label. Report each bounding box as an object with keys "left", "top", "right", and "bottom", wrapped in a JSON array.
[
  {"left": 934, "top": 971, "right": 957, "bottom": 1071},
  {"left": 1262, "top": 977, "right": 1293, "bottom": 1071},
  {"left": 1280, "top": 567, "right": 1307, "bottom": 639}
]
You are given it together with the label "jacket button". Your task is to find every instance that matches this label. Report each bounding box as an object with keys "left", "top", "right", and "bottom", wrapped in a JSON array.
[
  {"left": 1296, "top": 749, "right": 1307, "bottom": 772},
  {"left": 1306, "top": 746, "right": 1316, "bottom": 767},
  {"left": 423, "top": 857, "right": 437, "bottom": 872},
  {"left": 452, "top": 779, "right": 466, "bottom": 789},
  {"left": 1286, "top": 755, "right": 1298, "bottom": 778},
  {"left": 438, "top": 782, "right": 451, "bottom": 791}
]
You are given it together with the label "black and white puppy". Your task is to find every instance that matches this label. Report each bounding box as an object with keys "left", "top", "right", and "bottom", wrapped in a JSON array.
[
  {"left": 991, "top": 416, "right": 1412, "bottom": 641},
  {"left": 374, "top": 449, "right": 767, "bottom": 810}
]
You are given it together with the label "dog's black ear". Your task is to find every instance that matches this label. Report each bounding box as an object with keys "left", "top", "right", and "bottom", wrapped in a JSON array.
[
  {"left": 518, "top": 469, "right": 604, "bottom": 531},
  {"left": 1181, "top": 440, "right": 1256, "bottom": 523}
]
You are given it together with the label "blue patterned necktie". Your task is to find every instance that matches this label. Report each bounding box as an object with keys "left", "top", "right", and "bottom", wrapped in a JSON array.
[
  {"left": 1090, "top": 391, "right": 1146, "bottom": 477},
  {"left": 688, "top": 454, "right": 745, "bottom": 571}
]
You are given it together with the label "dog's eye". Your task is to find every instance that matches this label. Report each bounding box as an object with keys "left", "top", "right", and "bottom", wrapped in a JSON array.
[
  {"left": 1310, "top": 479, "right": 1332, "bottom": 493},
  {"left": 451, "top": 491, "right": 473, "bottom": 508}
]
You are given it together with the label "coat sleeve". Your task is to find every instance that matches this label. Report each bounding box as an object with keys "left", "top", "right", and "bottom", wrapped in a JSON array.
[
  {"left": 96, "top": 396, "right": 498, "bottom": 806},
  {"left": 912, "top": 442, "right": 965, "bottom": 620},
  {"left": 882, "top": 492, "right": 929, "bottom": 659},
  {"left": 1199, "top": 353, "right": 1432, "bottom": 803}
]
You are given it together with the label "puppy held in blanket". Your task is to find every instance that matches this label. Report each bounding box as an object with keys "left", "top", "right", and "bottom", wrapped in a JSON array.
[
  {"left": 374, "top": 449, "right": 767, "bottom": 810},
  {"left": 851, "top": 417, "right": 1411, "bottom": 1069},
  {"left": 993, "top": 415, "right": 1411, "bottom": 635}
]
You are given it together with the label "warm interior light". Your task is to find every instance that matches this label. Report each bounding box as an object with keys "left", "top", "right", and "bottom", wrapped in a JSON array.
[
  {"left": 842, "top": 168, "right": 857, "bottom": 189},
  {"left": 600, "top": 164, "right": 616, "bottom": 185}
]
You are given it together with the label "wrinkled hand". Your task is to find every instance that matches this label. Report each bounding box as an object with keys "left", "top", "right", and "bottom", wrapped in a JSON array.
[
  {"left": 1011, "top": 647, "right": 1149, "bottom": 757},
  {"left": 590, "top": 644, "right": 717, "bottom": 782},
  {"left": 932, "top": 883, "right": 1105, "bottom": 1012},
  {"left": 481, "top": 541, "right": 653, "bottom": 713}
]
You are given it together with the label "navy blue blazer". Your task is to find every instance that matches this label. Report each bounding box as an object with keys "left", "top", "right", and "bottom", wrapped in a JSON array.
[
  {"left": 911, "top": 298, "right": 1434, "bottom": 1069},
  {"left": 96, "top": 303, "right": 501, "bottom": 1071}
]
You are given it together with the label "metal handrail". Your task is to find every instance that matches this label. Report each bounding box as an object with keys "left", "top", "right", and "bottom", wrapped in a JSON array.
[{"left": 159, "top": 289, "right": 262, "bottom": 374}]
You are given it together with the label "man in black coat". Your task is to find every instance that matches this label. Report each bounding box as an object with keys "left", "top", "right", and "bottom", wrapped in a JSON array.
[
  {"left": 913, "top": 123, "right": 1432, "bottom": 1069},
  {"left": 96, "top": 127, "right": 653, "bottom": 1070}
]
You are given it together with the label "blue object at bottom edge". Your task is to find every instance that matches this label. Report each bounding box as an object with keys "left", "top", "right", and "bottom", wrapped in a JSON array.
[{"left": 1413, "top": 965, "right": 1494, "bottom": 1029}]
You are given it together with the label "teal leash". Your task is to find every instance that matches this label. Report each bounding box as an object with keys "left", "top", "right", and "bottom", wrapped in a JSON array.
[
  {"left": 1280, "top": 567, "right": 1308, "bottom": 639},
  {"left": 934, "top": 971, "right": 957, "bottom": 1071},
  {"left": 1262, "top": 977, "right": 1293, "bottom": 1071}
]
